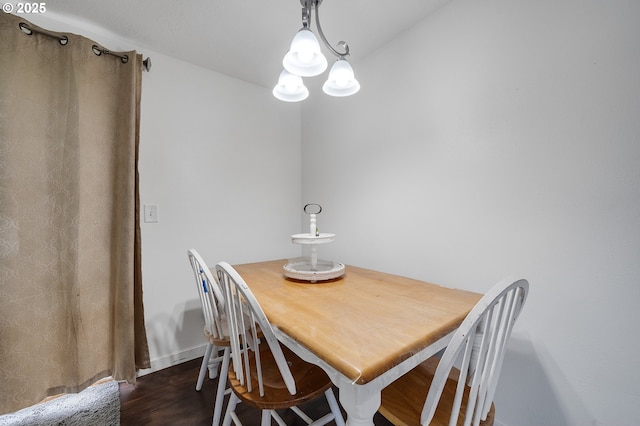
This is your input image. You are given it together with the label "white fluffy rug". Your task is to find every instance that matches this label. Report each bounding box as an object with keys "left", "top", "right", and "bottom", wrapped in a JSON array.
[{"left": 0, "top": 380, "right": 120, "bottom": 426}]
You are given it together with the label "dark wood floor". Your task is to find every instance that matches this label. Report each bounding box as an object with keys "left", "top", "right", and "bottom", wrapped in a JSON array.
[{"left": 119, "top": 356, "right": 393, "bottom": 425}]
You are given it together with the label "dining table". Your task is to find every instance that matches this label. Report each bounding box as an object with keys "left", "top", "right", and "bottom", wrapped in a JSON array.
[{"left": 230, "top": 259, "right": 482, "bottom": 426}]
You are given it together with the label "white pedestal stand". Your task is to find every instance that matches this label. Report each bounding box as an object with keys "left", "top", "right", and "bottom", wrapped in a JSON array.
[{"left": 283, "top": 212, "right": 345, "bottom": 282}]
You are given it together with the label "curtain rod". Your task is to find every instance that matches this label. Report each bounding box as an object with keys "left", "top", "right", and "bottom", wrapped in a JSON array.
[{"left": 18, "top": 22, "right": 152, "bottom": 72}]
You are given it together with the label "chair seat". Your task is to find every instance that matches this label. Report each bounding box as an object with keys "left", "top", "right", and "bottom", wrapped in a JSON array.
[
  {"left": 380, "top": 357, "right": 495, "bottom": 426},
  {"left": 205, "top": 326, "right": 231, "bottom": 347},
  {"left": 228, "top": 342, "right": 333, "bottom": 410}
]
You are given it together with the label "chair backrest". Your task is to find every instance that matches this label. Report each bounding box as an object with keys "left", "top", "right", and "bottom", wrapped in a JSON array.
[
  {"left": 421, "top": 277, "right": 529, "bottom": 426},
  {"left": 215, "top": 261, "right": 297, "bottom": 397},
  {"left": 187, "top": 249, "right": 226, "bottom": 341}
]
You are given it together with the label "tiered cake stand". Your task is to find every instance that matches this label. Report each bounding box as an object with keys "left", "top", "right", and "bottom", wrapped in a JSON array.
[{"left": 283, "top": 204, "right": 345, "bottom": 282}]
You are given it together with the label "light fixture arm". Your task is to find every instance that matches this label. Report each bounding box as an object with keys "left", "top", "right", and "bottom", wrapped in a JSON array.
[
  {"left": 313, "top": 0, "right": 349, "bottom": 58},
  {"left": 300, "top": 0, "right": 350, "bottom": 59}
]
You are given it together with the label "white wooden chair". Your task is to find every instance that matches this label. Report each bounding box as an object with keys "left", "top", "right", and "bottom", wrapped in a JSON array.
[
  {"left": 187, "top": 249, "right": 233, "bottom": 426},
  {"left": 379, "top": 277, "right": 529, "bottom": 426},
  {"left": 215, "top": 261, "right": 345, "bottom": 426}
]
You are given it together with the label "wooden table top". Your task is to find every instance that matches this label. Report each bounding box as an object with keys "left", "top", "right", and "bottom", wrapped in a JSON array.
[{"left": 232, "top": 259, "right": 482, "bottom": 385}]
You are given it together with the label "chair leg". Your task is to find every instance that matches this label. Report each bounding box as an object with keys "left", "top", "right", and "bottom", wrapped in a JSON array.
[
  {"left": 222, "top": 393, "right": 239, "bottom": 426},
  {"left": 197, "top": 343, "right": 215, "bottom": 391},
  {"left": 212, "top": 347, "right": 231, "bottom": 426},
  {"left": 325, "top": 389, "right": 345, "bottom": 426},
  {"left": 208, "top": 345, "right": 220, "bottom": 379},
  {"left": 261, "top": 410, "right": 272, "bottom": 426}
]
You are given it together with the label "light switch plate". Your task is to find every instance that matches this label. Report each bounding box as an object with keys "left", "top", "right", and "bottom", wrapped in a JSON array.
[{"left": 144, "top": 204, "right": 158, "bottom": 223}]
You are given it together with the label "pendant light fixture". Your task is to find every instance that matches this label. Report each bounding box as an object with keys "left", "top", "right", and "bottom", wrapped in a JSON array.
[
  {"left": 273, "top": 0, "right": 360, "bottom": 102},
  {"left": 282, "top": 28, "right": 328, "bottom": 77},
  {"left": 273, "top": 70, "right": 310, "bottom": 102}
]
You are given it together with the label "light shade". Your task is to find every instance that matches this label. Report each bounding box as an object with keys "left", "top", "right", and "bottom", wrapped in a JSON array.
[
  {"left": 322, "top": 59, "right": 360, "bottom": 97},
  {"left": 272, "top": 70, "right": 309, "bottom": 102},
  {"left": 283, "top": 29, "right": 328, "bottom": 77}
]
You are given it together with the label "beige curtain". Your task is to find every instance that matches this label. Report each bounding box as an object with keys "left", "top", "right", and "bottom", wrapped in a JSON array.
[{"left": 0, "top": 13, "right": 150, "bottom": 414}]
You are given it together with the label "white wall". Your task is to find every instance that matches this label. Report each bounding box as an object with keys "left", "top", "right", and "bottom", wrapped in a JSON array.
[
  {"left": 138, "top": 54, "right": 303, "bottom": 370},
  {"left": 302, "top": 0, "right": 640, "bottom": 425},
  {"left": 26, "top": 13, "right": 303, "bottom": 372}
]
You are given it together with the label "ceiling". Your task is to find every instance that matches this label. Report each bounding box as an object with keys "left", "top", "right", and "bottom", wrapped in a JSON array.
[{"left": 44, "top": 0, "right": 448, "bottom": 89}]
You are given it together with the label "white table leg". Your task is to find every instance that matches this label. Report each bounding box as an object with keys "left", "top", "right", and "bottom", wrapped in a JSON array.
[{"left": 338, "top": 380, "right": 380, "bottom": 426}]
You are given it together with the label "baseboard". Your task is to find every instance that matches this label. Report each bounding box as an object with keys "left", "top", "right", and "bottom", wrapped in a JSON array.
[{"left": 137, "top": 344, "right": 207, "bottom": 377}]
